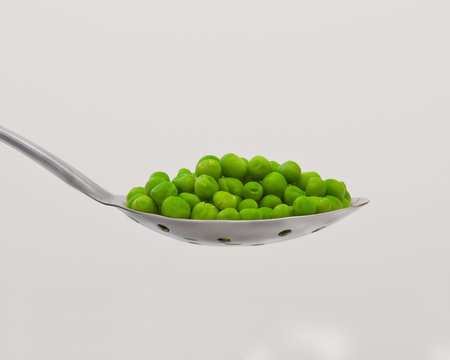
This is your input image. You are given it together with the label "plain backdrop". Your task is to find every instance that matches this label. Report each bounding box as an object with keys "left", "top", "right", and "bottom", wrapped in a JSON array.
[{"left": 1, "top": 1, "right": 449, "bottom": 359}]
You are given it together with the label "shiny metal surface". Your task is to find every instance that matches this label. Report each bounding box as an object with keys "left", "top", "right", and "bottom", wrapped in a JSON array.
[{"left": 0, "top": 125, "right": 369, "bottom": 246}]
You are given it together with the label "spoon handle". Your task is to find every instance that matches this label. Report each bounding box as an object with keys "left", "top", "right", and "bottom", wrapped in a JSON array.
[{"left": 0, "top": 126, "right": 114, "bottom": 204}]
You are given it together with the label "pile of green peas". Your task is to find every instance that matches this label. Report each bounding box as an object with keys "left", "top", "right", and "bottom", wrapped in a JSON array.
[{"left": 126, "top": 154, "right": 352, "bottom": 220}]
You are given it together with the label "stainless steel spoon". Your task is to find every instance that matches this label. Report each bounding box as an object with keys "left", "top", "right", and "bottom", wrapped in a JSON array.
[{"left": 0, "top": 126, "right": 368, "bottom": 246}]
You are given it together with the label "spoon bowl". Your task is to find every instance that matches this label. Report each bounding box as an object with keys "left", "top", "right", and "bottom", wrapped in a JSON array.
[{"left": 0, "top": 126, "right": 369, "bottom": 246}]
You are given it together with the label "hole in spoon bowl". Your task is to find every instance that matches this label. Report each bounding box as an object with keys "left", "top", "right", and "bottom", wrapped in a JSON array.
[
  {"left": 278, "top": 229, "right": 292, "bottom": 237},
  {"left": 157, "top": 224, "right": 170, "bottom": 232}
]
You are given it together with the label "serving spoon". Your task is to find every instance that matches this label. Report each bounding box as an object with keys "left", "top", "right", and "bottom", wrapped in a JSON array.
[{"left": 0, "top": 126, "right": 368, "bottom": 246}]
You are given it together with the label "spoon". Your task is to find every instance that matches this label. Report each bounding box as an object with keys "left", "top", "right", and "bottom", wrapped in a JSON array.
[{"left": 0, "top": 126, "right": 368, "bottom": 246}]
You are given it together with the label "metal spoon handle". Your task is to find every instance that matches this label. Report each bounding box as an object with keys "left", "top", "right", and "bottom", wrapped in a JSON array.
[{"left": 0, "top": 125, "right": 114, "bottom": 204}]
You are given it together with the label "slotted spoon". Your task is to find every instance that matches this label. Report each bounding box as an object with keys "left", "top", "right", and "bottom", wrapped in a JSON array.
[{"left": 0, "top": 126, "right": 368, "bottom": 246}]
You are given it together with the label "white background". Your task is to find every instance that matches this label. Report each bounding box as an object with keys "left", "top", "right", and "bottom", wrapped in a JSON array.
[{"left": 1, "top": 1, "right": 449, "bottom": 359}]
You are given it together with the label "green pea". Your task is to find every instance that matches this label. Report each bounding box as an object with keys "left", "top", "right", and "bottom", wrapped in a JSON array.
[
  {"left": 144, "top": 177, "right": 167, "bottom": 196},
  {"left": 213, "top": 191, "right": 238, "bottom": 210},
  {"left": 259, "top": 207, "right": 273, "bottom": 219},
  {"left": 292, "top": 196, "right": 316, "bottom": 216},
  {"left": 261, "top": 172, "right": 288, "bottom": 199},
  {"left": 344, "top": 190, "right": 351, "bottom": 201},
  {"left": 239, "top": 208, "right": 263, "bottom": 220},
  {"left": 178, "top": 192, "right": 201, "bottom": 209},
  {"left": 150, "top": 181, "right": 178, "bottom": 206},
  {"left": 277, "top": 161, "right": 301, "bottom": 185},
  {"left": 195, "top": 159, "right": 222, "bottom": 180},
  {"left": 248, "top": 155, "right": 272, "bottom": 181},
  {"left": 305, "top": 177, "right": 326, "bottom": 196},
  {"left": 161, "top": 196, "right": 191, "bottom": 219},
  {"left": 341, "top": 198, "right": 351, "bottom": 208},
  {"left": 194, "top": 174, "right": 219, "bottom": 200},
  {"left": 127, "top": 193, "right": 145, "bottom": 209},
  {"left": 237, "top": 198, "right": 258, "bottom": 211},
  {"left": 191, "top": 202, "right": 219, "bottom": 220},
  {"left": 270, "top": 160, "right": 280, "bottom": 172},
  {"left": 284, "top": 185, "right": 305, "bottom": 206},
  {"left": 325, "top": 195, "right": 343, "bottom": 211},
  {"left": 177, "top": 168, "right": 192, "bottom": 176},
  {"left": 272, "top": 204, "right": 293, "bottom": 218},
  {"left": 198, "top": 155, "right": 220, "bottom": 163},
  {"left": 217, "top": 208, "right": 240, "bottom": 220},
  {"left": 127, "top": 186, "right": 144, "bottom": 202},
  {"left": 243, "top": 181, "right": 264, "bottom": 201},
  {"left": 150, "top": 171, "right": 170, "bottom": 182},
  {"left": 324, "top": 179, "right": 346, "bottom": 199},
  {"left": 241, "top": 157, "right": 248, "bottom": 164},
  {"left": 311, "top": 196, "right": 332, "bottom": 213},
  {"left": 259, "top": 195, "right": 282, "bottom": 209},
  {"left": 220, "top": 153, "right": 248, "bottom": 178},
  {"left": 298, "top": 171, "right": 321, "bottom": 190},
  {"left": 172, "top": 173, "right": 195, "bottom": 193},
  {"left": 131, "top": 195, "right": 158, "bottom": 213},
  {"left": 217, "top": 177, "right": 244, "bottom": 197}
]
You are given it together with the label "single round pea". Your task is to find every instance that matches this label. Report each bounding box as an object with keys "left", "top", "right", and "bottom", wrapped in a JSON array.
[
  {"left": 239, "top": 208, "right": 263, "bottom": 220},
  {"left": 131, "top": 195, "right": 158, "bottom": 213},
  {"left": 272, "top": 204, "right": 293, "bottom": 218},
  {"left": 277, "top": 161, "right": 301, "bottom": 185},
  {"left": 177, "top": 168, "right": 192, "bottom": 176},
  {"left": 172, "top": 173, "right": 195, "bottom": 193},
  {"left": 213, "top": 191, "right": 238, "bottom": 210},
  {"left": 237, "top": 198, "right": 258, "bottom": 211},
  {"left": 127, "top": 186, "right": 144, "bottom": 202},
  {"left": 341, "top": 198, "right": 351, "bottom": 208},
  {"left": 195, "top": 159, "right": 222, "bottom": 180},
  {"left": 298, "top": 171, "right": 321, "bottom": 190},
  {"left": 311, "top": 196, "right": 332, "bottom": 213},
  {"left": 127, "top": 193, "right": 145, "bottom": 209},
  {"left": 217, "top": 208, "right": 240, "bottom": 220},
  {"left": 261, "top": 172, "right": 288, "bottom": 199},
  {"left": 217, "top": 177, "right": 244, "bottom": 197},
  {"left": 194, "top": 174, "right": 219, "bottom": 200},
  {"left": 259, "top": 207, "right": 273, "bottom": 219},
  {"left": 220, "top": 153, "right": 248, "bottom": 178},
  {"left": 305, "top": 177, "right": 326, "bottom": 196},
  {"left": 344, "top": 190, "right": 351, "bottom": 201},
  {"left": 150, "top": 171, "right": 170, "bottom": 182},
  {"left": 191, "top": 202, "right": 219, "bottom": 220},
  {"left": 292, "top": 196, "right": 316, "bottom": 216},
  {"left": 198, "top": 155, "right": 220, "bottom": 163},
  {"left": 161, "top": 196, "right": 191, "bottom": 219},
  {"left": 248, "top": 155, "right": 272, "bottom": 181},
  {"left": 144, "top": 177, "right": 167, "bottom": 196},
  {"left": 259, "top": 195, "right": 282, "bottom": 209},
  {"left": 270, "top": 160, "right": 280, "bottom": 172},
  {"left": 150, "top": 181, "right": 178, "bottom": 206},
  {"left": 325, "top": 195, "right": 343, "bottom": 211},
  {"left": 284, "top": 185, "right": 305, "bottom": 206},
  {"left": 325, "top": 179, "right": 346, "bottom": 199},
  {"left": 179, "top": 192, "right": 201, "bottom": 209},
  {"left": 243, "top": 181, "right": 264, "bottom": 201}
]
